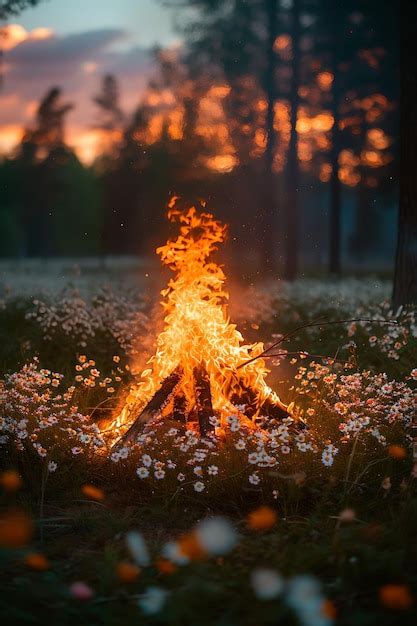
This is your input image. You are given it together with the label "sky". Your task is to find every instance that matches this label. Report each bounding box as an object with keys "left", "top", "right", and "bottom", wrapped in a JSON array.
[
  {"left": 0, "top": 0, "right": 180, "bottom": 162},
  {"left": 18, "top": 0, "right": 177, "bottom": 48}
]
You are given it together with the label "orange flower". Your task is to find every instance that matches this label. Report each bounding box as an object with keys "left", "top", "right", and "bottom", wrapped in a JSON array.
[
  {"left": 379, "top": 584, "right": 413, "bottom": 610},
  {"left": 116, "top": 561, "right": 140, "bottom": 583},
  {"left": 388, "top": 445, "right": 407, "bottom": 460},
  {"left": 156, "top": 558, "right": 177, "bottom": 575},
  {"left": 322, "top": 599, "right": 337, "bottom": 619},
  {"left": 24, "top": 552, "right": 49, "bottom": 571},
  {"left": 247, "top": 506, "right": 278, "bottom": 531},
  {"left": 178, "top": 533, "right": 206, "bottom": 560},
  {"left": 81, "top": 484, "right": 105, "bottom": 501},
  {"left": 0, "top": 470, "right": 23, "bottom": 492},
  {"left": 0, "top": 510, "right": 33, "bottom": 547}
]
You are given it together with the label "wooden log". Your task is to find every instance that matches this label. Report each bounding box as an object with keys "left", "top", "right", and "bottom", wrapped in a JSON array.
[
  {"left": 172, "top": 387, "right": 187, "bottom": 423},
  {"left": 231, "top": 382, "right": 296, "bottom": 424},
  {"left": 260, "top": 396, "right": 290, "bottom": 421},
  {"left": 194, "top": 366, "right": 215, "bottom": 436},
  {"left": 114, "top": 369, "right": 181, "bottom": 447}
]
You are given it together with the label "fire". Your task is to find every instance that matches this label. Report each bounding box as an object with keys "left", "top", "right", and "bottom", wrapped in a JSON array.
[{"left": 112, "top": 200, "right": 289, "bottom": 441}]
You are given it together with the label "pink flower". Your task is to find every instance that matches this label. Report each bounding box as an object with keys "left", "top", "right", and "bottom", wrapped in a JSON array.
[{"left": 69, "top": 581, "right": 94, "bottom": 601}]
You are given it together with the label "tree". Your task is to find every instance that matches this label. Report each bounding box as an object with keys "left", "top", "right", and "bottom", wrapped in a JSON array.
[
  {"left": 261, "top": 0, "right": 279, "bottom": 274},
  {"left": 22, "top": 86, "right": 73, "bottom": 155},
  {"left": 284, "top": 0, "right": 301, "bottom": 281},
  {"left": 392, "top": 0, "right": 417, "bottom": 307},
  {"left": 93, "top": 74, "right": 124, "bottom": 132},
  {"left": 0, "top": 0, "right": 40, "bottom": 18},
  {"left": 163, "top": 0, "right": 285, "bottom": 275}
]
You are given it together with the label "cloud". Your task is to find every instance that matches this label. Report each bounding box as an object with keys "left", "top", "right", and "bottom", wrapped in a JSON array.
[{"left": 8, "top": 28, "right": 128, "bottom": 76}]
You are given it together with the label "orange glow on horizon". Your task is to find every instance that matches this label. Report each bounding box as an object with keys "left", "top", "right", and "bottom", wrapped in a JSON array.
[{"left": 0, "top": 124, "right": 24, "bottom": 154}]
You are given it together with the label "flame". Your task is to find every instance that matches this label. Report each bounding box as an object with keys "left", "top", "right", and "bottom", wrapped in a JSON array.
[{"left": 113, "top": 202, "right": 287, "bottom": 435}]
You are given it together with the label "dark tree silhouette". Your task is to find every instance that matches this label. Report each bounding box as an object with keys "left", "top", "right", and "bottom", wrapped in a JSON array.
[
  {"left": 284, "top": 0, "right": 300, "bottom": 281},
  {"left": 23, "top": 87, "right": 73, "bottom": 153},
  {"left": 393, "top": 0, "right": 417, "bottom": 306},
  {"left": 93, "top": 74, "right": 124, "bottom": 132},
  {"left": 0, "top": 0, "right": 40, "bottom": 18},
  {"left": 262, "top": 0, "right": 279, "bottom": 275}
]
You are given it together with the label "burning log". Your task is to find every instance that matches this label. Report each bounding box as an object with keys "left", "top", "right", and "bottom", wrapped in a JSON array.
[
  {"left": 172, "top": 387, "right": 187, "bottom": 423},
  {"left": 194, "top": 366, "right": 215, "bottom": 436},
  {"left": 232, "top": 382, "right": 288, "bottom": 420},
  {"left": 115, "top": 369, "right": 181, "bottom": 447}
]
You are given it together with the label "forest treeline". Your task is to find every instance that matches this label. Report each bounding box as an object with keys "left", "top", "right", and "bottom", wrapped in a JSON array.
[{"left": 0, "top": 0, "right": 399, "bottom": 279}]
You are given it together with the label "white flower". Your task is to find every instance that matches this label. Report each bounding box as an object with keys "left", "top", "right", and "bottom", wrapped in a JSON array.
[
  {"left": 126, "top": 531, "right": 150, "bottom": 566},
  {"left": 248, "top": 452, "right": 259, "bottom": 464},
  {"left": 118, "top": 447, "right": 129, "bottom": 459},
  {"left": 194, "top": 481, "right": 205, "bottom": 492},
  {"left": 136, "top": 467, "right": 149, "bottom": 479},
  {"left": 177, "top": 473, "right": 185, "bottom": 482},
  {"left": 154, "top": 469, "right": 165, "bottom": 480},
  {"left": 207, "top": 465, "right": 218, "bottom": 476},
  {"left": 249, "top": 473, "right": 260, "bottom": 486},
  {"left": 138, "top": 586, "right": 168, "bottom": 615},
  {"left": 71, "top": 447, "right": 82, "bottom": 455},
  {"left": 235, "top": 438, "right": 246, "bottom": 450},
  {"left": 251, "top": 568, "right": 284, "bottom": 600},
  {"left": 141, "top": 454, "right": 152, "bottom": 467},
  {"left": 321, "top": 444, "right": 338, "bottom": 467},
  {"left": 286, "top": 575, "right": 331, "bottom": 626},
  {"left": 47, "top": 461, "right": 57, "bottom": 473},
  {"left": 193, "top": 466, "right": 203, "bottom": 477},
  {"left": 195, "top": 516, "right": 237, "bottom": 556},
  {"left": 162, "top": 540, "right": 189, "bottom": 565},
  {"left": 167, "top": 459, "right": 176, "bottom": 469}
]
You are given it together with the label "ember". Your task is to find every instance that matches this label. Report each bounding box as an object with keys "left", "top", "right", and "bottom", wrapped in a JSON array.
[{"left": 112, "top": 199, "right": 295, "bottom": 446}]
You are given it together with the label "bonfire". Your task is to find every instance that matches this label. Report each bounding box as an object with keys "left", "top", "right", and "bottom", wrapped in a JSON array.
[{"left": 112, "top": 200, "right": 298, "bottom": 447}]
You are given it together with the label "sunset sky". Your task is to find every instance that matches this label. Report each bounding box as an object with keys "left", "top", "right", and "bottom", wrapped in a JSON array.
[{"left": 0, "top": 0, "right": 179, "bottom": 162}]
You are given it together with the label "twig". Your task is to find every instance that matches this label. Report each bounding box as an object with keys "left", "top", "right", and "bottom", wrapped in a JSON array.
[
  {"left": 262, "top": 350, "right": 351, "bottom": 365},
  {"left": 237, "top": 317, "right": 398, "bottom": 370}
]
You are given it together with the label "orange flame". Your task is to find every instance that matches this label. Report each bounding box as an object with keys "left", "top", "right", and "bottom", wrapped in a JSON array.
[{"left": 113, "top": 201, "right": 287, "bottom": 435}]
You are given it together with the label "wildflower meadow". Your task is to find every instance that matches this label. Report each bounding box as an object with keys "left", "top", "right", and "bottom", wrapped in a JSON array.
[{"left": 0, "top": 275, "right": 415, "bottom": 625}]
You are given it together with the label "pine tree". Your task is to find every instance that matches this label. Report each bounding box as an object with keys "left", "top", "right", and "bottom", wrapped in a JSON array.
[{"left": 93, "top": 74, "right": 124, "bottom": 132}]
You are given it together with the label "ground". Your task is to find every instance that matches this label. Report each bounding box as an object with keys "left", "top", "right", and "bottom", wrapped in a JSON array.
[{"left": 0, "top": 268, "right": 415, "bottom": 625}]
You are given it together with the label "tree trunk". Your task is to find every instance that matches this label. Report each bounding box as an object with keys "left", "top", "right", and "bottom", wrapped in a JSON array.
[
  {"left": 328, "top": 37, "right": 342, "bottom": 275},
  {"left": 260, "top": 0, "right": 278, "bottom": 275},
  {"left": 393, "top": 0, "right": 417, "bottom": 306},
  {"left": 351, "top": 176, "right": 375, "bottom": 259},
  {"left": 284, "top": 0, "right": 300, "bottom": 281}
]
